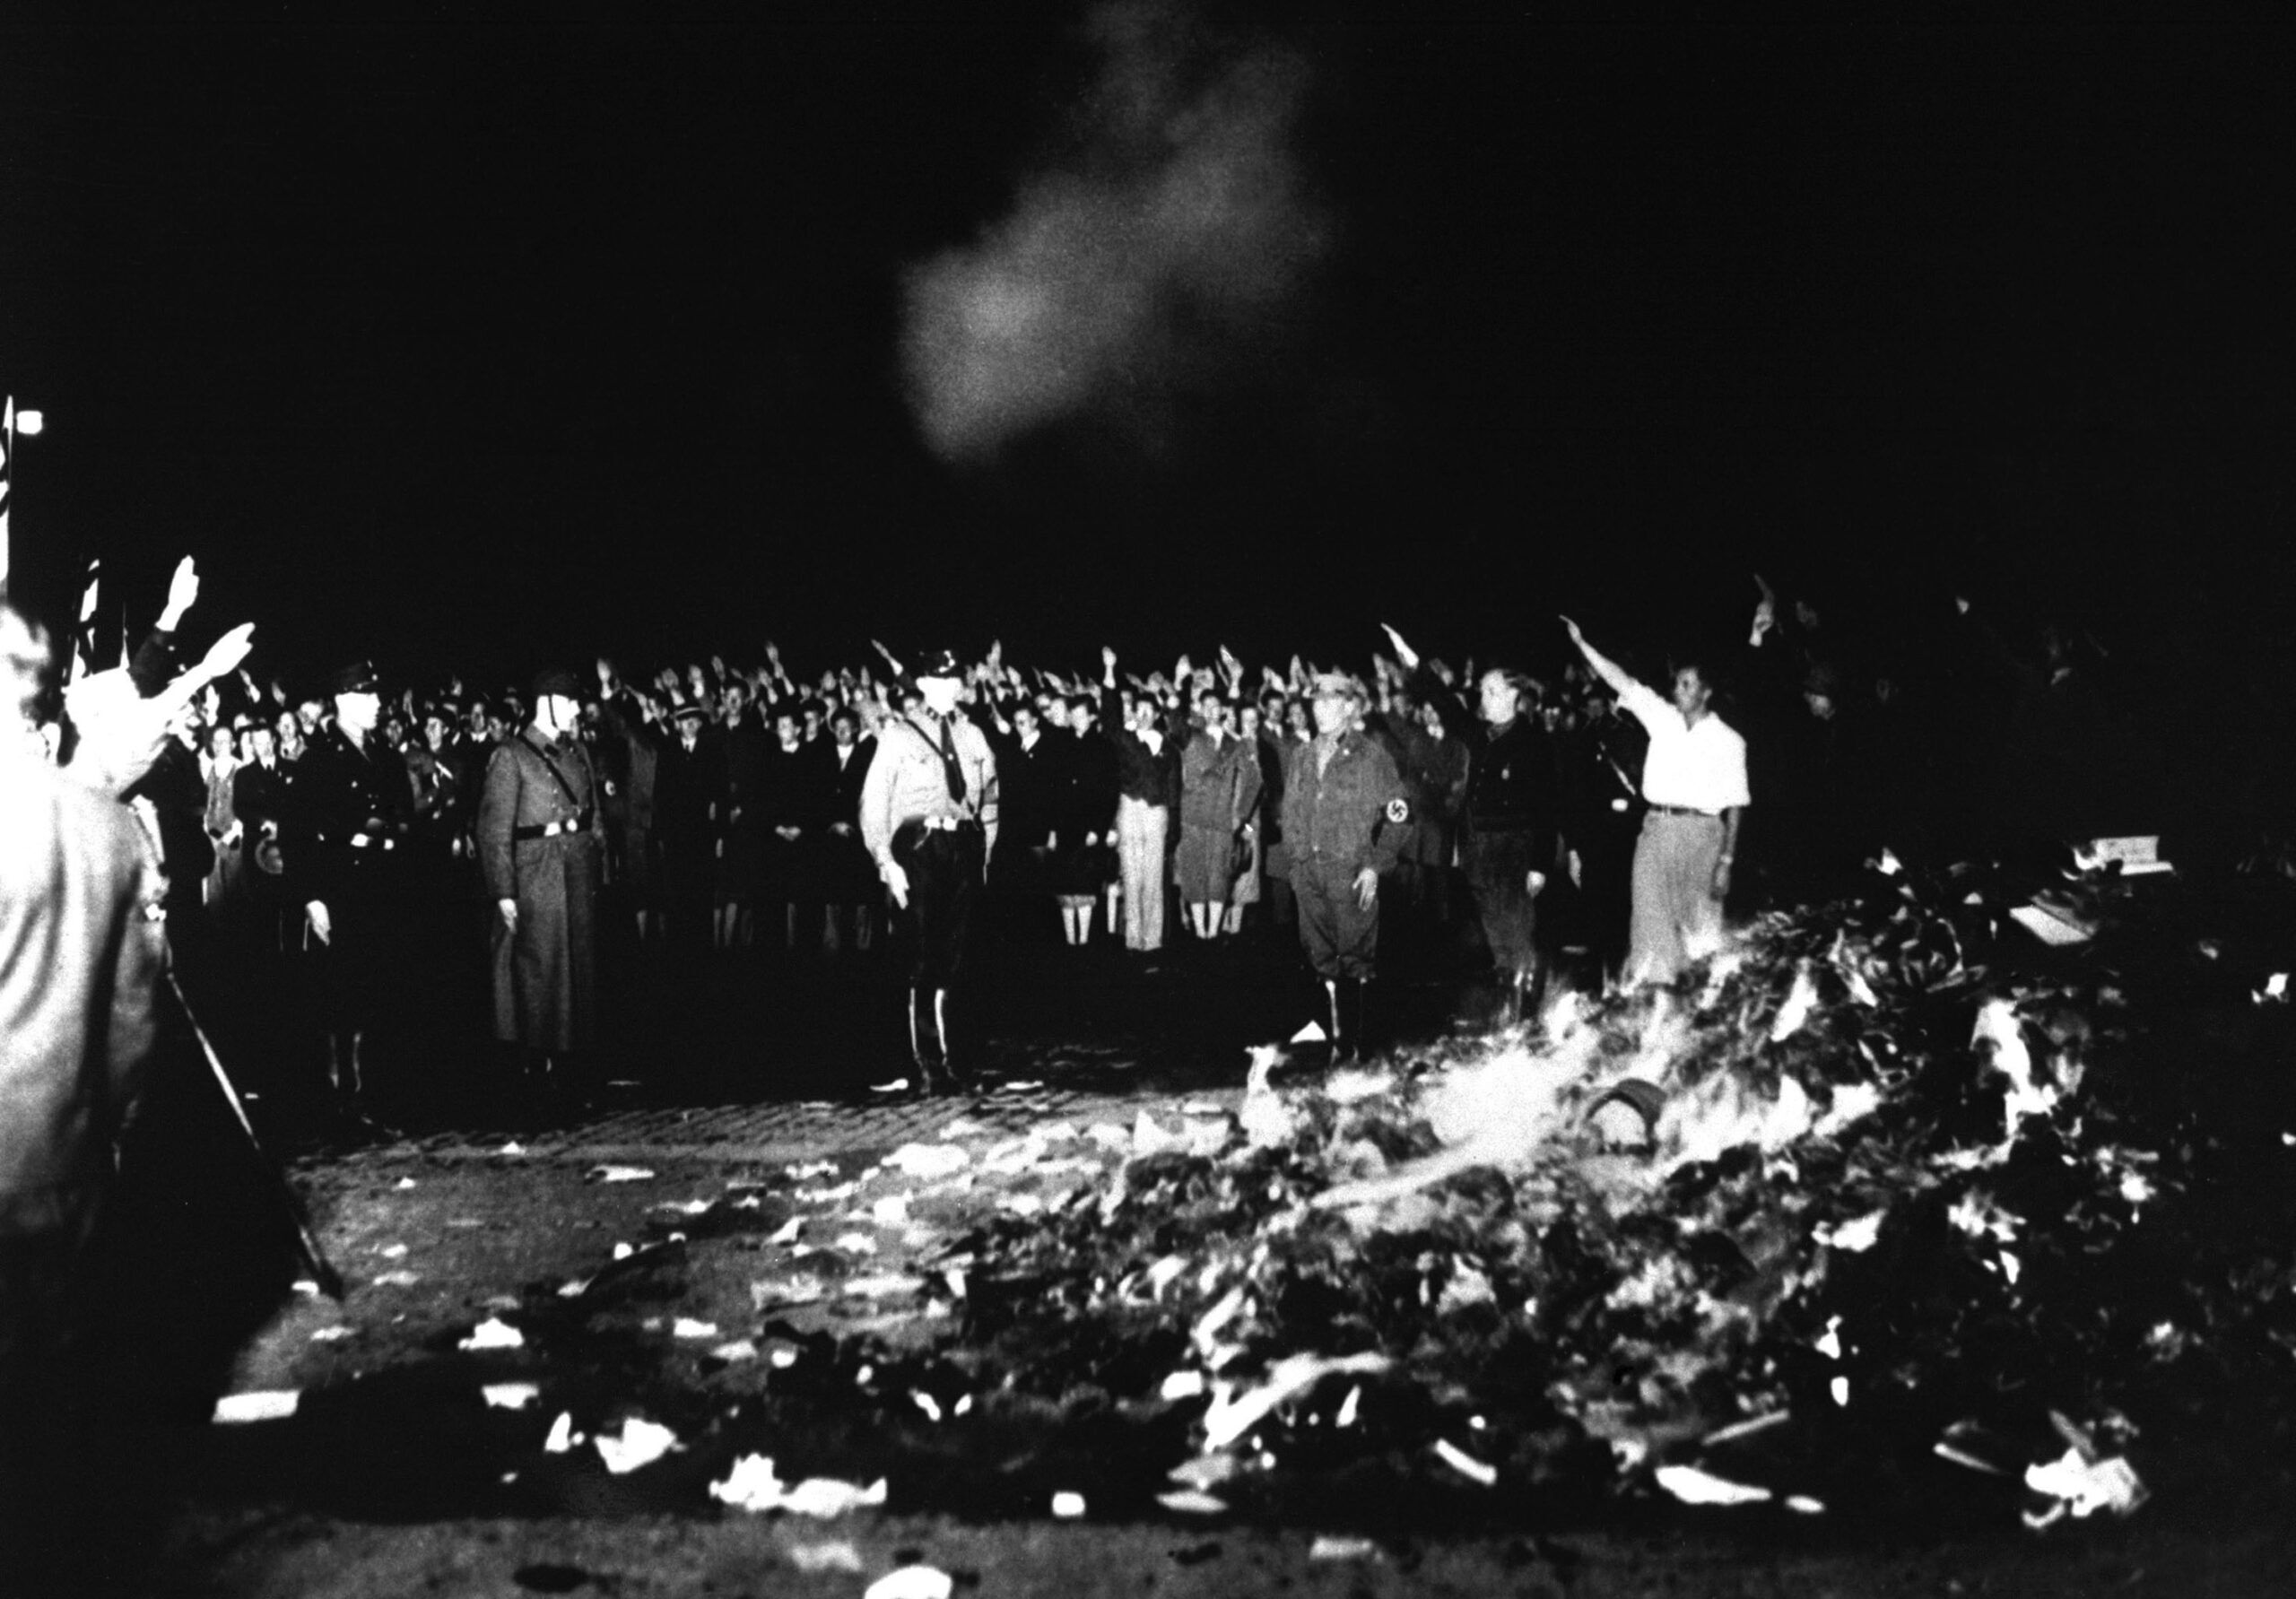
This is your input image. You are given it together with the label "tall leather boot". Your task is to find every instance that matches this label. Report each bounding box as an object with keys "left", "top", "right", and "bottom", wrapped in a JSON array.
[
  {"left": 933, "top": 988, "right": 967, "bottom": 1090},
  {"left": 907, "top": 986, "right": 941, "bottom": 1096},
  {"left": 1328, "top": 978, "right": 1356, "bottom": 1065},
  {"left": 1521, "top": 953, "right": 1549, "bottom": 1026},
  {"left": 1345, "top": 977, "right": 1373, "bottom": 1062}
]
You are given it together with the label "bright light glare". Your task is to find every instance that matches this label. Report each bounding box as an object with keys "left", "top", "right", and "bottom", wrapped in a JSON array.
[{"left": 13, "top": 411, "right": 40, "bottom": 436}]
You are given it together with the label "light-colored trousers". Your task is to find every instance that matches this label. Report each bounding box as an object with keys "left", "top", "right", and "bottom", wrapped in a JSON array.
[
  {"left": 1625, "top": 810, "right": 1726, "bottom": 986},
  {"left": 1116, "top": 796, "right": 1170, "bottom": 951}
]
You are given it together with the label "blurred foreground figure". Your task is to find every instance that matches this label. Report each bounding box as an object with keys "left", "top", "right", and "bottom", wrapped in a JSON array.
[{"left": 0, "top": 604, "right": 167, "bottom": 1585}]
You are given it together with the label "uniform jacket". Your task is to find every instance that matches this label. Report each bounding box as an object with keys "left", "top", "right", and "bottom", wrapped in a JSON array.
[
  {"left": 1281, "top": 729, "right": 1409, "bottom": 876},
  {"left": 283, "top": 725, "right": 417, "bottom": 910},
  {"left": 858, "top": 710, "right": 999, "bottom": 868},
  {"left": 1, "top": 751, "right": 165, "bottom": 1219},
  {"left": 1465, "top": 716, "right": 1560, "bottom": 864},
  {"left": 476, "top": 730, "right": 601, "bottom": 904}
]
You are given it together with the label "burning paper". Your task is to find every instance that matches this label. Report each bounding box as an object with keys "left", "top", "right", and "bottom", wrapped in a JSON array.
[
  {"left": 1201, "top": 1351, "right": 1390, "bottom": 1450},
  {"left": 2022, "top": 1447, "right": 2147, "bottom": 1527}
]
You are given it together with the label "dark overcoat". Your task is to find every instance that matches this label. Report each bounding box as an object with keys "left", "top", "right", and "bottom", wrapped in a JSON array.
[{"left": 476, "top": 730, "right": 601, "bottom": 1052}]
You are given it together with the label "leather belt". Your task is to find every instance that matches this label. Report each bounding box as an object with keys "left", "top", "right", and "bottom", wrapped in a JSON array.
[
  {"left": 1648, "top": 803, "right": 1719, "bottom": 818},
  {"left": 513, "top": 813, "right": 591, "bottom": 841},
  {"left": 917, "top": 815, "right": 976, "bottom": 832},
  {"left": 315, "top": 830, "right": 402, "bottom": 851}
]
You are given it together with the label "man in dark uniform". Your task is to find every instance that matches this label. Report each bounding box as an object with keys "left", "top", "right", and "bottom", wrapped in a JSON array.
[
  {"left": 476, "top": 669, "right": 603, "bottom": 1102},
  {"left": 1462, "top": 666, "right": 1561, "bottom": 1022},
  {"left": 289, "top": 659, "right": 417, "bottom": 1117},
  {"left": 1281, "top": 672, "right": 1410, "bottom": 1061},
  {"left": 859, "top": 649, "right": 998, "bottom": 1092}
]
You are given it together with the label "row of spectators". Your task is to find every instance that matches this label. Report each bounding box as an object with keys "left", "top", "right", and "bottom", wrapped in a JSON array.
[{"left": 33, "top": 556, "right": 2199, "bottom": 985}]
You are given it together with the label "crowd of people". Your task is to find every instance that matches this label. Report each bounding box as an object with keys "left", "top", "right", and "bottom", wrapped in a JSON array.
[{"left": 13, "top": 551, "right": 2196, "bottom": 1130}]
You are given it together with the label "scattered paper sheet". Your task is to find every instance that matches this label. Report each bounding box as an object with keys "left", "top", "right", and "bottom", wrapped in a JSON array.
[
  {"left": 709, "top": 1455, "right": 889, "bottom": 1516},
  {"left": 864, "top": 1568, "right": 952, "bottom": 1599},
  {"left": 1655, "top": 1464, "right": 1773, "bottom": 1506},
  {"left": 595, "top": 1416, "right": 679, "bottom": 1474},
  {"left": 458, "top": 1317, "right": 525, "bottom": 1351}
]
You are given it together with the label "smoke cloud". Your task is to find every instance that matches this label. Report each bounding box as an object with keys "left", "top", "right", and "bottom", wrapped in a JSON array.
[{"left": 901, "top": 3, "right": 1326, "bottom": 461}]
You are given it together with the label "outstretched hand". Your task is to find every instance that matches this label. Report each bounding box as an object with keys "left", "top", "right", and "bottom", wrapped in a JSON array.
[
  {"left": 165, "top": 555, "right": 201, "bottom": 619},
  {"left": 196, "top": 622, "right": 257, "bottom": 682},
  {"left": 1379, "top": 622, "right": 1419, "bottom": 671}
]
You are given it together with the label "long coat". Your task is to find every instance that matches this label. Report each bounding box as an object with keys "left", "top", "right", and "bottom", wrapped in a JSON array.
[
  {"left": 0, "top": 750, "right": 163, "bottom": 1226},
  {"left": 476, "top": 729, "right": 601, "bottom": 1053}
]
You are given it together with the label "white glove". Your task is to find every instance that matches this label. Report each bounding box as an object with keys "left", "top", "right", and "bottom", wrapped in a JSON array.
[{"left": 304, "top": 900, "right": 331, "bottom": 944}]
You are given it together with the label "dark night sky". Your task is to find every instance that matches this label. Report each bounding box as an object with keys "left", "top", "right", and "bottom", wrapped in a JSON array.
[{"left": 3, "top": 8, "right": 2291, "bottom": 687}]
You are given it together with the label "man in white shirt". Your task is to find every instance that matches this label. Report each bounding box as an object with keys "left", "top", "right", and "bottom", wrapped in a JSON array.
[{"left": 1562, "top": 616, "right": 1750, "bottom": 986}]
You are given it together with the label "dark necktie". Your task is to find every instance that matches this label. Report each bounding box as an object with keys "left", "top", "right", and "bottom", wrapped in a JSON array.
[{"left": 937, "top": 717, "right": 968, "bottom": 804}]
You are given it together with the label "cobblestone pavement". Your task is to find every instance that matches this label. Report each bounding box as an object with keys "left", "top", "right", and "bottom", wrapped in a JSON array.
[{"left": 316, "top": 1056, "right": 1239, "bottom": 1169}]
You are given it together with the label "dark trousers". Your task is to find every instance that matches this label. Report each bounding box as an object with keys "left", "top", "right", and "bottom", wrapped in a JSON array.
[
  {"left": 1290, "top": 858, "right": 1379, "bottom": 982},
  {"left": 1464, "top": 830, "right": 1543, "bottom": 976},
  {"left": 892, "top": 821, "right": 985, "bottom": 990}
]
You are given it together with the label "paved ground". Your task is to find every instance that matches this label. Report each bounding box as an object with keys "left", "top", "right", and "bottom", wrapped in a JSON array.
[{"left": 372, "top": 1066, "right": 1205, "bottom": 1167}]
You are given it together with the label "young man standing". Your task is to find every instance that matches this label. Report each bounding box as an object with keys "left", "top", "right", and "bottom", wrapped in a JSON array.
[{"left": 1561, "top": 617, "right": 1749, "bottom": 987}]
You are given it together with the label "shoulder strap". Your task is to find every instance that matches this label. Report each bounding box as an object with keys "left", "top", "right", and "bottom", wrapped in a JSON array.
[{"left": 521, "top": 733, "right": 585, "bottom": 811}]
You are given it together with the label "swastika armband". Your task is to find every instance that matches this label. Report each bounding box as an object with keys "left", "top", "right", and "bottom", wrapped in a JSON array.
[{"left": 1385, "top": 797, "right": 1411, "bottom": 824}]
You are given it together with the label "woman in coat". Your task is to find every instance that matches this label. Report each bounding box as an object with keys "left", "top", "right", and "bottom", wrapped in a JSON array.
[{"left": 1174, "top": 689, "right": 1263, "bottom": 943}]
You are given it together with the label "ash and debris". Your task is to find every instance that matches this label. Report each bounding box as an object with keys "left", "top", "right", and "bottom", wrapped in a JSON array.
[{"left": 228, "top": 861, "right": 2296, "bottom": 1537}]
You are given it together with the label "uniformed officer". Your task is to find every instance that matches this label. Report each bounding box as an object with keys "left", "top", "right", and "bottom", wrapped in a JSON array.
[
  {"left": 1281, "top": 672, "right": 1410, "bottom": 1061},
  {"left": 1463, "top": 666, "right": 1561, "bottom": 1022},
  {"left": 290, "top": 660, "right": 417, "bottom": 1117},
  {"left": 476, "top": 668, "right": 604, "bottom": 1100},
  {"left": 858, "top": 649, "right": 999, "bottom": 1092}
]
